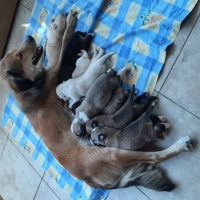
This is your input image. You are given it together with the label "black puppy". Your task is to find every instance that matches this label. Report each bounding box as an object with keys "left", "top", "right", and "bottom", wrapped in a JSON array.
[{"left": 57, "top": 31, "right": 94, "bottom": 84}]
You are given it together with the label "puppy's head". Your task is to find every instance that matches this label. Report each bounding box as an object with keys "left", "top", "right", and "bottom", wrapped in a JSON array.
[
  {"left": 90, "top": 124, "right": 111, "bottom": 147},
  {"left": 0, "top": 36, "right": 44, "bottom": 93}
]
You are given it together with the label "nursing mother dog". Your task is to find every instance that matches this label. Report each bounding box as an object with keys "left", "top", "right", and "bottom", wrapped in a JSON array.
[{"left": 0, "top": 10, "right": 193, "bottom": 191}]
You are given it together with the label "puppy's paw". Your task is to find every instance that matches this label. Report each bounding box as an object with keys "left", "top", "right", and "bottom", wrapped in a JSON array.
[{"left": 66, "top": 10, "right": 77, "bottom": 27}]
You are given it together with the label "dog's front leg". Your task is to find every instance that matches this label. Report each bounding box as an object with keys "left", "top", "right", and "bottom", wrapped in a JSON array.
[{"left": 53, "top": 10, "right": 77, "bottom": 73}]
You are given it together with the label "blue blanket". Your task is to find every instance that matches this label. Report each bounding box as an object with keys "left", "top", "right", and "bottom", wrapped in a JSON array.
[{"left": 1, "top": 0, "right": 198, "bottom": 199}]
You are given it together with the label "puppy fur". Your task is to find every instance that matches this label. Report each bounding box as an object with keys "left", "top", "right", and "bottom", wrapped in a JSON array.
[
  {"left": 0, "top": 10, "right": 193, "bottom": 192},
  {"left": 90, "top": 100, "right": 170, "bottom": 150},
  {"left": 45, "top": 14, "right": 67, "bottom": 69},
  {"left": 57, "top": 31, "right": 94, "bottom": 84},
  {"left": 101, "top": 87, "right": 128, "bottom": 115},
  {"left": 72, "top": 49, "right": 91, "bottom": 78},
  {"left": 56, "top": 45, "right": 114, "bottom": 108},
  {"left": 71, "top": 69, "right": 120, "bottom": 136},
  {"left": 86, "top": 84, "right": 155, "bottom": 133}
]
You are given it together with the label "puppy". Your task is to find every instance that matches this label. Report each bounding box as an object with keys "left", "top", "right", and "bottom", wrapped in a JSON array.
[
  {"left": 46, "top": 13, "right": 67, "bottom": 69},
  {"left": 86, "top": 84, "right": 157, "bottom": 133},
  {"left": 90, "top": 100, "right": 170, "bottom": 150},
  {"left": 56, "top": 45, "right": 114, "bottom": 108},
  {"left": 71, "top": 69, "right": 121, "bottom": 136},
  {"left": 101, "top": 87, "right": 129, "bottom": 115},
  {"left": 72, "top": 49, "right": 91, "bottom": 78},
  {"left": 57, "top": 31, "right": 94, "bottom": 84}
]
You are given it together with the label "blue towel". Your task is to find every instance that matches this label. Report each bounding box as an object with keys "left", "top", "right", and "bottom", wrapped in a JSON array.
[{"left": 1, "top": 0, "right": 198, "bottom": 199}]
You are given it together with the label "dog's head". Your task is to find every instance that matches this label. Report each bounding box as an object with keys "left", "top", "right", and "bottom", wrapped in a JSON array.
[{"left": 0, "top": 35, "right": 44, "bottom": 93}]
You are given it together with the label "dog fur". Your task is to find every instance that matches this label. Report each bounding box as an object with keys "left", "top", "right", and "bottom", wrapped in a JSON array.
[
  {"left": 90, "top": 100, "right": 170, "bottom": 150},
  {"left": 0, "top": 10, "right": 193, "bottom": 191},
  {"left": 72, "top": 49, "right": 91, "bottom": 78},
  {"left": 71, "top": 69, "right": 121, "bottom": 136},
  {"left": 86, "top": 84, "right": 156, "bottom": 133},
  {"left": 45, "top": 13, "right": 67, "bottom": 69},
  {"left": 57, "top": 31, "right": 94, "bottom": 84},
  {"left": 56, "top": 45, "right": 114, "bottom": 108},
  {"left": 101, "top": 87, "right": 128, "bottom": 115}
]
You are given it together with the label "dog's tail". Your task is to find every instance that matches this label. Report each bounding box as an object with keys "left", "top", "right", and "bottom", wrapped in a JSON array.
[{"left": 119, "top": 164, "right": 175, "bottom": 192}]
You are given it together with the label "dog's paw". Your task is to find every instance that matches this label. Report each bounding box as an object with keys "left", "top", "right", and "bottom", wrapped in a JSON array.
[{"left": 176, "top": 136, "right": 193, "bottom": 152}]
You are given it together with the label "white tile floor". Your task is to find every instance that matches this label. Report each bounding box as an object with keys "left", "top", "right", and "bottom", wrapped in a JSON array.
[{"left": 0, "top": 1, "right": 200, "bottom": 200}]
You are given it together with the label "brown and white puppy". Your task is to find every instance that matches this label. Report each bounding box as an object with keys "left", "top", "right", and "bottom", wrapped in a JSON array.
[
  {"left": 56, "top": 45, "right": 114, "bottom": 108},
  {"left": 90, "top": 100, "right": 170, "bottom": 150},
  {"left": 57, "top": 31, "right": 94, "bottom": 84},
  {"left": 86, "top": 84, "right": 156, "bottom": 133},
  {"left": 71, "top": 69, "right": 120, "bottom": 136},
  {"left": 46, "top": 13, "right": 67, "bottom": 69},
  {"left": 101, "top": 87, "right": 129, "bottom": 115},
  {"left": 0, "top": 10, "right": 193, "bottom": 192}
]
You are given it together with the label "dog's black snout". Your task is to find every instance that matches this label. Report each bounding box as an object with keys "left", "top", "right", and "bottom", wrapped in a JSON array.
[{"left": 26, "top": 35, "right": 34, "bottom": 42}]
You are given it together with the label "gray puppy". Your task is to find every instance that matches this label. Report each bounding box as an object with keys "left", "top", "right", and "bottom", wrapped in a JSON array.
[
  {"left": 86, "top": 84, "right": 157, "bottom": 133},
  {"left": 71, "top": 69, "right": 121, "bottom": 136},
  {"left": 101, "top": 87, "right": 129, "bottom": 115},
  {"left": 90, "top": 100, "right": 169, "bottom": 150}
]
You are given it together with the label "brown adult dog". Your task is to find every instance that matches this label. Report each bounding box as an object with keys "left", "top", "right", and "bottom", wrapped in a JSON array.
[{"left": 0, "top": 10, "right": 193, "bottom": 191}]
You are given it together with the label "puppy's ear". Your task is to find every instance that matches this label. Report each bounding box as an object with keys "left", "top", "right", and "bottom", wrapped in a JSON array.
[
  {"left": 91, "top": 120, "right": 98, "bottom": 129},
  {"left": 7, "top": 71, "right": 34, "bottom": 92},
  {"left": 98, "top": 133, "right": 106, "bottom": 141}
]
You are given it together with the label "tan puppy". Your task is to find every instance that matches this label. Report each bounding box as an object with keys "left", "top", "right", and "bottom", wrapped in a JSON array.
[
  {"left": 0, "top": 10, "right": 193, "bottom": 191},
  {"left": 46, "top": 13, "right": 67, "bottom": 69},
  {"left": 72, "top": 49, "right": 91, "bottom": 78},
  {"left": 56, "top": 45, "right": 114, "bottom": 108},
  {"left": 90, "top": 100, "right": 170, "bottom": 150}
]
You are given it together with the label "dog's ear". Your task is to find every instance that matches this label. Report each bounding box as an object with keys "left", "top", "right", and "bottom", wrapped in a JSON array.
[
  {"left": 7, "top": 71, "right": 34, "bottom": 92},
  {"left": 91, "top": 120, "right": 98, "bottom": 129},
  {"left": 98, "top": 133, "right": 106, "bottom": 141}
]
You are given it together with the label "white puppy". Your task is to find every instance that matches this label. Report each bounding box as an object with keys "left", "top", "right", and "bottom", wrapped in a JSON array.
[
  {"left": 56, "top": 45, "right": 114, "bottom": 108},
  {"left": 72, "top": 49, "right": 91, "bottom": 78},
  {"left": 46, "top": 13, "right": 67, "bottom": 68}
]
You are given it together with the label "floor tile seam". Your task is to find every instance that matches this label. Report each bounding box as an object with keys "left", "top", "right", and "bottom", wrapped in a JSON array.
[
  {"left": 33, "top": 175, "right": 43, "bottom": 200},
  {"left": 42, "top": 174, "right": 62, "bottom": 200},
  {"left": 8, "top": 136, "right": 45, "bottom": 177},
  {"left": 136, "top": 186, "right": 152, "bottom": 200},
  {"left": 0, "top": 134, "right": 8, "bottom": 161},
  {"left": 158, "top": 14, "right": 200, "bottom": 93},
  {"left": 159, "top": 93, "right": 200, "bottom": 120},
  {"left": 19, "top": 2, "right": 34, "bottom": 12}
]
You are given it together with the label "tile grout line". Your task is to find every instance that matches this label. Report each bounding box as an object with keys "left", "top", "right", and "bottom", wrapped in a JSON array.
[
  {"left": 0, "top": 131, "right": 8, "bottom": 161},
  {"left": 159, "top": 93, "right": 200, "bottom": 120},
  {"left": 42, "top": 174, "right": 63, "bottom": 200},
  {"left": 136, "top": 186, "right": 152, "bottom": 200},
  {"left": 7, "top": 135, "right": 45, "bottom": 178},
  {"left": 19, "top": 2, "right": 34, "bottom": 12},
  {"left": 158, "top": 14, "right": 200, "bottom": 94},
  {"left": 33, "top": 173, "right": 44, "bottom": 200}
]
